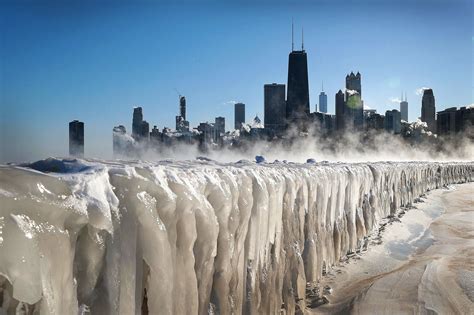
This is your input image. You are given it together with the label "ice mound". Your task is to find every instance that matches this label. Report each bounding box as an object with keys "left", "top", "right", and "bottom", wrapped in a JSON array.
[
  {"left": 0, "top": 159, "right": 472, "bottom": 314},
  {"left": 25, "top": 157, "right": 93, "bottom": 173}
]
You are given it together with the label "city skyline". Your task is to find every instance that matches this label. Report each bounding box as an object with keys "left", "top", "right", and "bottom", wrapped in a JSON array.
[{"left": 1, "top": 0, "right": 473, "bottom": 162}]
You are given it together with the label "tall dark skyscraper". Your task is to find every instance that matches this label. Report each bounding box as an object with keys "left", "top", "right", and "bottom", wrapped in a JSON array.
[
  {"left": 318, "top": 83, "right": 327, "bottom": 113},
  {"left": 335, "top": 90, "right": 346, "bottom": 130},
  {"left": 286, "top": 31, "right": 310, "bottom": 122},
  {"left": 132, "top": 107, "right": 143, "bottom": 138},
  {"left": 234, "top": 103, "right": 245, "bottom": 129},
  {"left": 69, "top": 120, "right": 84, "bottom": 157},
  {"left": 421, "top": 89, "right": 436, "bottom": 133},
  {"left": 264, "top": 83, "right": 286, "bottom": 131},
  {"left": 345, "top": 72, "right": 361, "bottom": 96},
  {"left": 132, "top": 107, "right": 150, "bottom": 140},
  {"left": 180, "top": 96, "right": 186, "bottom": 120},
  {"left": 345, "top": 72, "right": 363, "bottom": 129}
]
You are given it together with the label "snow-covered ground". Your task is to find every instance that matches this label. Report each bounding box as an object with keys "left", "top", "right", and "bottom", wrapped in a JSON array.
[{"left": 0, "top": 158, "right": 472, "bottom": 314}]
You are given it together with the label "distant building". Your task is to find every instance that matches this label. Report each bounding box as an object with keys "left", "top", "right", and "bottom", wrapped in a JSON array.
[
  {"left": 437, "top": 107, "right": 457, "bottom": 135},
  {"left": 457, "top": 106, "right": 474, "bottom": 133},
  {"left": 197, "top": 122, "right": 214, "bottom": 145},
  {"left": 345, "top": 72, "right": 361, "bottom": 96},
  {"left": 214, "top": 117, "right": 225, "bottom": 143},
  {"left": 437, "top": 106, "right": 474, "bottom": 136},
  {"left": 335, "top": 90, "right": 345, "bottom": 131},
  {"left": 400, "top": 94, "right": 408, "bottom": 122},
  {"left": 264, "top": 83, "right": 286, "bottom": 132},
  {"left": 132, "top": 107, "right": 143, "bottom": 139},
  {"left": 132, "top": 107, "right": 150, "bottom": 140},
  {"left": 234, "top": 103, "right": 245, "bottom": 130},
  {"left": 421, "top": 89, "right": 436, "bottom": 133},
  {"left": 365, "top": 112, "right": 385, "bottom": 130},
  {"left": 311, "top": 112, "right": 333, "bottom": 132},
  {"left": 384, "top": 109, "right": 401, "bottom": 134},
  {"left": 180, "top": 96, "right": 186, "bottom": 121},
  {"left": 345, "top": 72, "right": 363, "bottom": 129},
  {"left": 69, "top": 120, "right": 84, "bottom": 157},
  {"left": 318, "top": 88, "right": 328, "bottom": 113},
  {"left": 363, "top": 109, "right": 377, "bottom": 118},
  {"left": 112, "top": 125, "right": 126, "bottom": 156},
  {"left": 286, "top": 47, "right": 310, "bottom": 123},
  {"left": 175, "top": 116, "right": 189, "bottom": 132},
  {"left": 140, "top": 120, "right": 150, "bottom": 141},
  {"left": 150, "top": 125, "right": 161, "bottom": 142}
]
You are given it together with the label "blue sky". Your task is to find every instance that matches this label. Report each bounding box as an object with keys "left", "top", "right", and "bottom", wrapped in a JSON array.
[{"left": 1, "top": 0, "right": 472, "bottom": 162}]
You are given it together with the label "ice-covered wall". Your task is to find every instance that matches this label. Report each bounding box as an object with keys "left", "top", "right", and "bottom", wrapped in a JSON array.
[{"left": 0, "top": 159, "right": 472, "bottom": 314}]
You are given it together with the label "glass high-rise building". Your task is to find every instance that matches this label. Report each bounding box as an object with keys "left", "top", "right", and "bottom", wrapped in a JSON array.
[
  {"left": 69, "top": 120, "right": 84, "bottom": 157},
  {"left": 264, "top": 83, "right": 286, "bottom": 131},
  {"left": 319, "top": 90, "right": 327, "bottom": 113},
  {"left": 234, "top": 103, "right": 245, "bottom": 130},
  {"left": 286, "top": 49, "right": 310, "bottom": 121},
  {"left": 421, "top": 89, "right": 436, "bottom": 133}
]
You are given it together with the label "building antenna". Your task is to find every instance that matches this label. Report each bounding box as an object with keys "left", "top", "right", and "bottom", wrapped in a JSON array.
[
  {"left": 292, "top": 19, "right": 294, "bottom": 51},
  {"left": 302, "top": 27, "right": 304, "bottom": 51},
  {"left": 322, "top": 81, "right": 324, "bottom": 92}
]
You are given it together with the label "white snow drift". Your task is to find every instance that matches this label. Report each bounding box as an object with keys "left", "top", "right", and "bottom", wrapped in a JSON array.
[{"left": 0, "top": 158, "right": 472, "bottom": 314}]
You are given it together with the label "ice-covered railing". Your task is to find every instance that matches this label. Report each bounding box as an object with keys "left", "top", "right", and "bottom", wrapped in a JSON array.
[{"left": 0, "top": 159, "right": 472, "bottom": 314}]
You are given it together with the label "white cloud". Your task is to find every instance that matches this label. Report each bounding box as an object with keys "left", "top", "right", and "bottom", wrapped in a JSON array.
[
  {"left": 415, "top": 87, "right": 430, "bottom": 96},
  {"left": 221, "top": 100, "right": 238, "bottom": 106},
  {"left": 390, "top": 97, "right": 402, "bottom": 103}
]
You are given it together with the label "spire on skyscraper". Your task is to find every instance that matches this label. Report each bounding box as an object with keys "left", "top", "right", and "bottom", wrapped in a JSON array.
[
  {"left": 291, "top": 20, "right": 294, "bottom": 51},
  {"left": 301, "top": 27, "right": 304, "bottom": 51}
]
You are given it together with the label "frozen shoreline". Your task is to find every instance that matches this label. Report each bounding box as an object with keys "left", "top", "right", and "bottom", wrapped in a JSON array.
[
  {"left": 0, "top": 159, "right": 472, "bottom": 314},
  {"left": 310, "top": 182, "right": 474, "bottom": 314}
]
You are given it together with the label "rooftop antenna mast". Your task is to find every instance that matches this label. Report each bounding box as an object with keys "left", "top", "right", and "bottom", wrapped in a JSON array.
[
  {"left": 322, "top": 81, "right": 324, "bottom": 92},
  {"left": 302, "top": 27, "right": 304, "bottom": 51},
  {"left": 291, "top": 19, "right": 294, "bottom": 51}
]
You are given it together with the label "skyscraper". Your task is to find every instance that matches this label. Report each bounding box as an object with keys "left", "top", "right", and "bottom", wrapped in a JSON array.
[
  {"left": 436, "top": 107, "right": 457, "bottom": 135},
  {"left": 132, "top": 107, "right": 143, "bottom": 139},
  {"left": 214, "top": 117, "right": 225, "bottom": 143},
  {"left": 286, "top": 29, "right": 310, "bottom": 122},
  {"left": 421, "top": 89, "right": 436, "bottom": 133},
  {"left": 335, "top": 90, "right": 345, "bottom": 131},
  {"left": 345, "top": 72, "right": 363, "bottom": 128},
  {"left": 400, "top": 93, "right": 408, "bottom": 122},
  {"left": 318, "top": 84, "right": 327, "bottom": 113},
  {"left": 132, "top": 107, "right": 150, "bottom": 140},
  {"left": 113, "top": 125, "right": 126, "bottom": 156},
  {"left": 180, "top": 96, "right": 186, "bottom": 121},
  {"left": 345, "top": 72, "right": 361, "bottom": 96},
  {"left": 69, "top": 120, "right": 84, "bottom": 157},
  {"left": 234, "top": 103, "right": 245, "bottom": 130},
  {"left": 384, "top": 109, "right": 401, "bottom": 134},
  {"left": 264, "top": 83, "right": 286, "bottom": 131}
]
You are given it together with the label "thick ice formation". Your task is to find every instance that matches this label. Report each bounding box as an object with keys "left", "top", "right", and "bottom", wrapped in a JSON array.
[{"left": 0, "top": 158, "right": 472, "bottom": 314}]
